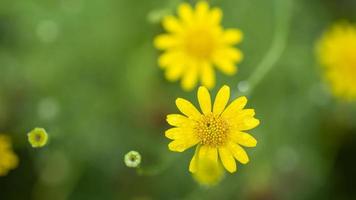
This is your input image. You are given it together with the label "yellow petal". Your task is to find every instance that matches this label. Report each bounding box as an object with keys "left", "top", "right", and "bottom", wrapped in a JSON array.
[
  {"left": 195, "top": 1, "right": 209, "bottom": 21},
  {"left": 162, "top": 15, "right": 182, "bottom": 33},
  {"left": 214, "top": 59, "right": 237, "bottom": 75},
  {"left": 218, "top": 146, "right": 236, "bottom": 173},
  {"left": 222, "top": 29, "right": 243, "bottom": 45},
  {"left": 228, "top": 109, "right": 260, "bottom": 131},
  {"left": 181, "top": 63, "right": 198, "bottom": 91},
  {"left": 229, "top": 131, "right": 257, "bottom": 147},
  {"left": 165, "top": 65, "right": 185, "bottom": 81},
  {"left": 175, "top": 98, "right": 201, "bottom": 120},
  {"left": 200, "top": 62, "right": 215, "bottom": 89},
  {"left": 197, "top": 86, "right": 212, "bottom": 115},
  {"left": 165, "top": 127, "right": 193, "bottom": 140},
  {"left": 168, "top": 137, "right": 199, "bottom": 152},
  {"left": 239, "top": 118, "right": 260, "bottom": 131},
  {"left": 189, "top": 145, "right": 200, "bottom": 173},
  {"left": 178, "top": 3, "right": 193, "bottom": 24},
  {"left": 222, "top": 96, "right": 247, "bottom": 119},
  {"left": 199, "top": 145, "right": 218, "bottom": 163},
  {"left": 209, "top": 8, "right": 222, "bottom": 25},
  {"left": 154, "top": 34, "right": 179, "bottom": 50},
  {"left": 213, "top": 85, "right": 230, "bottom": 115},
  {"left": 216, "top": 48, "right": 243, "bottom": 63},
  {"left": 166, "top": 114, "right": 191, "bottom": 127},
  {"left": 228, "top": 142, "right": 249, "bottom": 164},
  {"left": 158, "top": 51, "right": 184, "bottom": 68}
]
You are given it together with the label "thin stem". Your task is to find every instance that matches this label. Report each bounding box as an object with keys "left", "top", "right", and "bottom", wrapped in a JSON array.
[{"left": 240, "top": 0, "right": 293, "bottom": 97}]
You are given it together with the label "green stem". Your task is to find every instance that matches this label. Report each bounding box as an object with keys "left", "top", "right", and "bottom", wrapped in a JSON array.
[{"left": 240, "top": 0, "right": 293, "bottom": 97}]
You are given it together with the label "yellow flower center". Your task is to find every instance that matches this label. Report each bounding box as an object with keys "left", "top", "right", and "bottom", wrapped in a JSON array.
[
  {"left": 184, "top": 28, "right": 215, "bottom": 59},
  {"left": 195, "top": 114, "right": 229, "bottom": 147}
]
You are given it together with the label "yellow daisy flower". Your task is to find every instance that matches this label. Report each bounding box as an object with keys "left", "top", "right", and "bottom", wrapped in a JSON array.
[
  {"left": 165, "top": 85, "right": 259, "bottom": 173},
  {"left": 0, "top": 134, "right": 19, "bottom": 176},
  {"left": 154, "top": 1, "right": 243, "bottom": 91},
  {"left": 317, "top": 22, "right": 356, "bottom": 100},
  {"left": 27, "top": 127, "right": 49, "bottom": 148}
]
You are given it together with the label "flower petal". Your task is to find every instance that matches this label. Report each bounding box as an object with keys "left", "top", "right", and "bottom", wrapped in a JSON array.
[
  {"left": 154, "top": 34, "right": 179, "bottom": 50},
  {"left": 166, "top": 114, "right": 191, "bottom": 127},
  {"left": 165, "top": 65, "right": 185, "bottom": 81},
  {"left": 162, "top": 15, "right": 183, "bottom": 33},
  {"left": 222, "top": 29, "right": 243, "bottom": 45},
  {"left": 214, "top": 59, "right": 238, "bottom": 75},
  {"left": 195, "top": 1, "right": 209, "bottom": 21},
  {"left": 189, "top": 145, "right": 201, "bottom": 173},
  {"left": 228, "top": 142, "right": 249, "bottom": 164},
  {"left": 209, "top": 8, "right": 222, "bottom": 25},
  {"left": 168, "top": 137, "right": 199, "bottom": 152},
  {"left": 227, "top": 109, "right": 260, "bottom": 131},
  {"left": 165, "top": 127, "right": 193, "bottom": 140},
  {"left": 200, "top": 62, "right": 215, "bottom": 89},
  {"left": 175, "top": 98, "right": 201, "bottom": 120},
  {"left": 199, "top": 145, "right": 218, "bottom": 163},
  {"left": 239, "top": 118, "right": 260, "bottom": 131},
  {"left": 218, "top": 146, "right": 236, "bottom": 173},
  {"left": 222, "top": 96, "right": 247, "bottom": 119},
  {"left": 216, "top": 48, "right": 243, "bottom": 63},
  {"left": 158, "top": 51, "right": 184, "bottom": 68},
  {"left": 181, "top": 63, "right": 198, "bottom": 91},
  {"left": 198, "top": 86, "right": 212, "bottom": 115},
  {"left": 229, "top": 131, "right": 257, "bottom": 147},
  {"left": 213, "top": 85, "right": 230, "bottom": 115},
  {"left": 178, "top": 3, "right": 193, "bottom": 25}
]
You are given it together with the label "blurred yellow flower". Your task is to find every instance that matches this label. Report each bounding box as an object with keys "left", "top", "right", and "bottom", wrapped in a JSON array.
[
  {"left": 166, "top": 85, "right": 259, "bottom": 174},
  {"left": 27, "top": 128, "right": 49, "bottom": 148},
  {"left": 0, "top": 134, "right": 19, "bottom": 176},
  {"left": 192, "top": 156, "right": 224, "bottom": 186},
  {"left": 154, "top": 1, "right": 243, "bottom": 91},
  {"left": 317, "top": 22, "right": 356, "bottom": 100}
]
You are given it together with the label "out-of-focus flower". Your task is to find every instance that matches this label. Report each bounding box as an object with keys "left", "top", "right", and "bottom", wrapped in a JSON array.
[
  {"left": 317, "top": 22, "right": 356, "bottom": 100},
  {"left": 124, "top": 151, "right": 141, "bottom": 168},
  {"left": 192, "top": 156, "right": 224, "bottom": 186},
  {"left": 0, "top": 134, "right": 19, "bottom": 176},
  {"left": 154, "top": 1, "right": 243, "bottom": 91},
  {"left": 27, "top": 128, "right": 49, "bottom": 148},
  {"left": 166, "top": 85, "right": 259, "bottom": 173}
]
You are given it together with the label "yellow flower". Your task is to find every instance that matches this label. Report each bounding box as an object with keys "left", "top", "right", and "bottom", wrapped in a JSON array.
[
  {"left": 165, "top": 85, "right": 259, "bottom": 173},
  {"left": 192, "top": 157, "right": 224, "bottom": 186},
  {"left": 0, "top": 134, "right": 19, "bottom": 176},
  {"left": 154, "top": 1, "right": 243, "bottom": 91},
  {"left": 27, "top": 128, "right": 49, "bottom": 148},
  {"left": 317, "top": 22, "right": 356, "bottom": 100}
]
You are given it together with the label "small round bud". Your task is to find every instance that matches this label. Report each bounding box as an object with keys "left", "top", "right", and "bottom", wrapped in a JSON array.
[
  {"left": 27, "top": 128, "right": 49, "bottom": 148},
  {"left": 124, "top": 151, "right": 141, "bottom": 168}
]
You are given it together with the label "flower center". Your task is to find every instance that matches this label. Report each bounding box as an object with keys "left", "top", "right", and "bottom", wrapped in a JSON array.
[
  {"left": 195, "top": 114, "right": 229, "bottom": 147},
  {"left": 184, "top": 28, "right": 215, "bottom": 59}
]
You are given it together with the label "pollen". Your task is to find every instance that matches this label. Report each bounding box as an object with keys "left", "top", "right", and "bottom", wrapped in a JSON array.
[{"left": 195, "top": 114, "right": 229, "bottom": 147}]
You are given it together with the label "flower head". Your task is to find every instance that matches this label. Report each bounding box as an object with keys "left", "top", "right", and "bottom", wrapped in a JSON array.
[
  {"left": 317, "top": 22, "right": 356, "bottom": 100},
  {"left": 0, "top": 134, "right": 19, "bottom": 176},
  {"left": 154, "top": 1, "right": 243, "bottom": 91},
  {"left": 166, "top": 85, "right": 259, "bottom": 173},
  {"left": 27, "top": 128, "right": 49, "bottom": 148},
  {"left": 124, "top": 151, "right": 142, "bottom": 168}
]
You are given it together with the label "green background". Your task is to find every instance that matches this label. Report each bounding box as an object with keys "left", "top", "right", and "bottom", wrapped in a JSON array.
[{"left": 0, "top": 0, "right": 356, "bottom": 199}]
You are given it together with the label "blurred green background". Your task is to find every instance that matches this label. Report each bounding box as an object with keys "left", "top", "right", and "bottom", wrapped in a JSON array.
[{"left": 0, "top": 0, "right": 356, "bottom": 199}]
